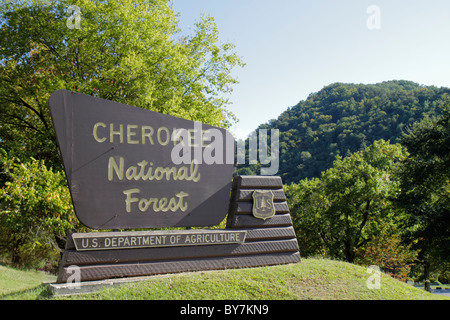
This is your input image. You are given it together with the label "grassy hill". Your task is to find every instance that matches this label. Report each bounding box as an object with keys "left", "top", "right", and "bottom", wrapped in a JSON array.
[
  {"left": 1, "top": 258, "right": 448, "bottom": 300},
  {"left": 0, "top": 264, "right": 56, "bottom": 298}
]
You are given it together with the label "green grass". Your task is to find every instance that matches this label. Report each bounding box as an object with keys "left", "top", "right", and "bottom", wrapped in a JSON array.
[
  {"left": 0, "top": 264, "right": 56, "bottom": 299},
  {"left": 1, "top": 258, "right": 448, "bottom": 300}
]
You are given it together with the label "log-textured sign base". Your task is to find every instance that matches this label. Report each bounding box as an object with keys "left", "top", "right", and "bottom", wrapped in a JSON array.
[{"left": 57, "top": 176, "right": 300, "bottom": 283}]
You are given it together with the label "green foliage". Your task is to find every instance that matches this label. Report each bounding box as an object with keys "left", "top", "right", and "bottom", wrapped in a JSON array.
[
  {"left": 0, "top": 0, "right": 244, "bottom": 166},
  {"left": 237, "top": 81, "right": 449, "bottom": 183},
  {"left": 286, "top": 140, "right": 413, "bottom": 269},
  {"left": 397, "top": 103, "right": 450, "bottom": 277},
  {"left": 0, "top": 155, "right": 84, "bottom": 269},
  {"left": 284, "top": 178, "right": 328, "bottom": 258}
]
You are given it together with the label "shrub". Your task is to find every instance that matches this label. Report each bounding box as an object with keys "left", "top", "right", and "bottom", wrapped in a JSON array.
[{"left": 0, "top": 156, "right": 84, "bottom": 270}]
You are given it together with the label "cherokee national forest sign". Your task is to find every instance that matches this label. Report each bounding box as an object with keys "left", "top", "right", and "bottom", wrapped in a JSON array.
[{"left": 48, "top": 90, "right": 235, "bottom": 229}]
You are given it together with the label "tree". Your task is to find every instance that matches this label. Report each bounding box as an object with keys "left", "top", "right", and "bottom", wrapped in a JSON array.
[
  {"left": 284, "top": 178, "right": 329, "bottom": 258},
  {"left": 0, "top": 0, "right": 244, "bottom": 166},
  {"left": 320, "top": 140, "right": 408, "bottom": 263},
  {"left": 354, "top": 228, "right": 417, "bottom": 281},
  {"left": 287, "top": 140, "right": 412, "bottom": 266},
  {"left": 397, "top": 103, "right": 450, "bottom": 281}
]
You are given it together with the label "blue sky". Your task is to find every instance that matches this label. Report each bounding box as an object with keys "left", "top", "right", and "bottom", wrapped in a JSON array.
[{"left": 173, "top": 0, "right": 450, "bottom": 139}]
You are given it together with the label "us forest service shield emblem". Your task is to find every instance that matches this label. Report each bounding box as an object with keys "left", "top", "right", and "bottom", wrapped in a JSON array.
[{"left": 252, "top": 190, "right": 275, "bottom": 220}]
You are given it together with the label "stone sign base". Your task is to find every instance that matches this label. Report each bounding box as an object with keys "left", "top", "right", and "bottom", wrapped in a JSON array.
[{"left": 56, "top": 176, "right": 300, "bottom": 283}]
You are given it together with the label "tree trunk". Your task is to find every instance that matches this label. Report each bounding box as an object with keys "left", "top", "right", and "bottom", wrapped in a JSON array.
[
  {"left": 11, "top": 239, "right": 22, "bottom": 267},
  {"left": 424, "top": 261, "right": 431, "bottom": 292},
  {"left": 344, "top": 240, "right": 355, "bottom": 263}
]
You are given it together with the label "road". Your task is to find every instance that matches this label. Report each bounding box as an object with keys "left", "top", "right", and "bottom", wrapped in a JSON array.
[{"left": 431, "top": 289, "right": 450, "bottom": 297}]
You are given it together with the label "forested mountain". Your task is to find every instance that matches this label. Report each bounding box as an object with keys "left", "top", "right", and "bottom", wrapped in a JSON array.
[{"left": 236, "top": 80, "right": 450, "bottom": 183}]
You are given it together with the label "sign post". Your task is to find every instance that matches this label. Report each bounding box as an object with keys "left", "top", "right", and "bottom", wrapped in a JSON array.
[{"left": 49, "top": 90, "right": 300, "bottom": 284}]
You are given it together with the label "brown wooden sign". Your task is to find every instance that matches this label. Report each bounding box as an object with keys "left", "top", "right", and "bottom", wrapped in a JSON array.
[
  {"left": 56, "top": 176, "right": 301, "bottom": 284},
  {"left": 48, "top": 92, "right": 302, "bottom": 287},
  {"left": 49, "top": 90, "right": 235, "bottom": 229}
]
